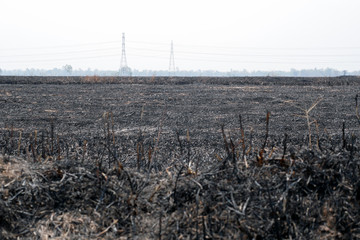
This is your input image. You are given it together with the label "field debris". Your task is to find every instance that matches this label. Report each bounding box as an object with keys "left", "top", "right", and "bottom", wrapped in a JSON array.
[{"left": 1, "top": 136, "right": 360, "bottom": 239}]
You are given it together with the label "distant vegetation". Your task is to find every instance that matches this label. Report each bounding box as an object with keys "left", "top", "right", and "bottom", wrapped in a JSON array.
[{"left": 0, "top": 66, "right": 359, "bottom": 77}]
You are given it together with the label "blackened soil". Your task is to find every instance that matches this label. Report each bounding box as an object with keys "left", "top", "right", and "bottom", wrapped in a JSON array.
[{"left": 0, "top": 76, "right": 360, "bottom": 239}]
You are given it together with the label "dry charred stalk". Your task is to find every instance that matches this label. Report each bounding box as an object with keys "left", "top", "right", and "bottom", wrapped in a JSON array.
[
  {"left": 82, "top": 140, "right": 87, "bottom": 163},
  {"left": 122, "top": 168, "right": 135, "bottom": 195},
  {"left": 17, "top": 131, "right": 22, "bottom": 156},
  {"left": 176, "top": 130, "right": 183, "bottom": 155},
  {"left": 239, "top": 114, "right": 249, "bottom": 168},
  {"left": 265, "top": 182, "right": 281, "bottom": 240},
  {"left": 281, "top": 133, "right": 287, "bottom": 160},
  {"left": 292, "top": 97, "right": 322, "bottom": 149},
  {"left": 5, "top": 125, "right": 15, "bottom": 156},
  {"left": 159, "top": 211, "right": 162, "bottom": 240},
  {"left": 136, "top": 137, "right": 146, "bottom": 171},
  {"left": 186, "top": 128, "right": 190, "bottom": 142},
  {"left": 57, "top": 135, "right": 61, "bottom": 160},
  {"left": 230, "top": 138, "right": 236, "bottom": 166},
  {"left": 103, "top": 111, "right": 116, "bottom": 168},
  {"left": 30, "top": 133, "right": 37, "bottom": 162},
  {"left": 221, "top": 124, "right": 230, "bottom": 156},
  {"left": 111, "top": 112, "right": 115, "bottom": 145},
  {"left": 195, "top": 189, "right": 200, "bottom": 240},
  {"left": 136, "top": 142, "right": 141, "bottom": 170},
  {"left": 356, "top": 94, "right": 360, "bottom": 125},
  {"left": 148, "top": 146, "right": 153, "bottom": 166},
  {"left": 141, "top": 142, "right": 145, "bottom": 163},
  {"left": 257, "top": 112, "right": 270, "bottom": 166},
  {"left": 342, "top": 122, "right": 347, "bottom": 149},
  {"left": 96, "top": 219, "right": 118, "bottom": 238},
  {"left": 186, "top": 128, "right": 191, "bottom": 164},
  {"left": 136, "top": 130, "right": 143, "bottom": 170},
  {"left": 140, "top": 104, "right": 145, "bottom": 120},
  {"left": 148, "top": 105, "right": 167, "bottom": 171},
  {"left": 34, "top": 130, "right": 37, "bottom": 153},
  {"left": 314, "top": 120, "right": 322, "bottom": 152},
  {"left": 50, "top": 119, "right": 55, "bottom": 155},
  {"left": 262, "top": 111, "right": 270, "bottom": 151},
  {"left": 150, "top": 75, "right": 156, "bottom": 83},
  {"left": 173, "top": 165, "right": 185, "bottom": 205},
  {"left": 106, "top": 112, "right": 111, "bottom": 167},
  {"left": 41, "top": 131, "right": 45, "bottom": 158},
  {"left": 46, "top": 131, "right": 50, "bottom": 157},
  {"left": 148, "top": 184, "right": 161, "bottom": 203}
]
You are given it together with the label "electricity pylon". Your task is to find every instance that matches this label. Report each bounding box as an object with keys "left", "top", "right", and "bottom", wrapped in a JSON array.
[
  {"left": 119, "top": 33, "right": 131, "bottom": 76},
  {"left": 169, "top": 40, "right": 176, "bottom": 76}
]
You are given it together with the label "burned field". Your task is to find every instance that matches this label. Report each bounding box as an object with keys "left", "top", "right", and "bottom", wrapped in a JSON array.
[{"left": 1, "top": 76, "right": 360, "bottom": 239}]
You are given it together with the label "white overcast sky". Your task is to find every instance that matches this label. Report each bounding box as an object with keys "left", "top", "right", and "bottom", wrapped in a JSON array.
[{"left": 1, "top": 0, "right": 360, "bottom": 71}]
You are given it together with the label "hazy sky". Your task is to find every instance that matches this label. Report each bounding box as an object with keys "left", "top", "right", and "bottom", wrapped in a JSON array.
[{"left": 1, "top": 0, "right": 360, "bottom": 71}]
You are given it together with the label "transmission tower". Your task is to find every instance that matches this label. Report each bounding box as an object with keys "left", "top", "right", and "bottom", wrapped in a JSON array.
[
  {"left": 119, "top": 33, "right": 131, "bottom": 76},
  {"left": 169, "top": 40, "right": 176, "bottom": 76}
]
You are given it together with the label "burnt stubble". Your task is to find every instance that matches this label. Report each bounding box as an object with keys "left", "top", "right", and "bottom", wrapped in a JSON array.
[{"left": 1, "top": 76, "right": 360, "bottom": 239}]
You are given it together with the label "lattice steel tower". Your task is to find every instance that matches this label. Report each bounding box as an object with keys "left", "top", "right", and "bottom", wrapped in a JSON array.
[
  {"left": 119, "top": 33, "right": 131, "bottom": 76},
  {"left": 169, "top": 40, "right": 176, "bottom": 76}
]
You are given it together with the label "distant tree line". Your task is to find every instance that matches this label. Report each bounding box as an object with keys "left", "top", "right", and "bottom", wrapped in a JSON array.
[{"left": 0, "top": 65, "right": 359, "bottom": 77}]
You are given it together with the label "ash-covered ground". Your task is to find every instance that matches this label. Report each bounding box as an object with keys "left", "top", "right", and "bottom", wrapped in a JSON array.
[{"left": 1, "top": 76, "right": 360, "bottom": 239}]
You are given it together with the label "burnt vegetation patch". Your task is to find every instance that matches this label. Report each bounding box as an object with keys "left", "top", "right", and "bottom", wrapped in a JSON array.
[{"left": 1, "top": 76, "right": 360, "bottom": 239}]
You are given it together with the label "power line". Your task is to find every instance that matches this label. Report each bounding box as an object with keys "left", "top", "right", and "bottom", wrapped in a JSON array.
[
  {"left": 2, "top": 38, "right": 360, "bottom": 52},
  {"left": 1, "top": 38, "right": 360, "bottom": 68},
  {"left": 0, "top": 47, "right": 122, "bottom": 58},
  {"left": 0, "top": 53, "right": 121, "bottom": 64},
  {"left": 2, "top": 38, "right": 360, "bottom": 57},
  {"left": 0, "top": 40, "right": 121, "bottom": 51},
  {"left": 2, "top": 46, "right": 360, "bottom": 60},
  {"left": 2, "top": 52, "right": 360, "bottom": 65},
  {"left": 127, "top": 39, "right": 360, "bottom": 50},
  {"left": 126, "top": 47, "right": 360, "bottom": 57}
]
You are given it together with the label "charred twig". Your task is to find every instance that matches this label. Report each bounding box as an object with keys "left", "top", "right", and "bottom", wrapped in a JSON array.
[
  {"left": 41, "top": 131, "right": 46, "bottom": 159},
  {"left": 56, "top": 135, "right": 61, "bottom": 160},
  {"left": 82, "top": 140, "right": 87, "bottom": 163},
  {"left": 239, "top": 114, "right": 248, "bottom": 168},
  {"left": 350, "top": 134, "right": 356, "bottom": 163},
  {"left": 173, "top": 165, "right": 185, "bottom": 205},
  {"left": 136, "top": 129, "right": 144, "bottom": 171},
  {"left": 265, "top": 182, "right": 281, "bottom": 240},
  {"left": 195, "top": 189, "right": 200, "bottom": 240},
  {"left": 17, "top": 130, "right": 22, "bottom": 156},
  {"left": 221, "top": 124, "right": 230, "bottom": 156},
  {"left": 96, "top": 219, "right": 118, "bottom": 238},
  {"left": 342, "top": 122, "right": 347, "bottom": 149},
  {"left": 50, "top": 119, "right": 55, "bottom": 155},
  {"left": 186, "top": 128, "right": 191, "bottom": 165},
  {"left": 149, "top": 105, "right": 167, "bottom": 172},
  {"left": 230, "top": 138, "right": 239, "bottom": 175},
  {"left": 95, "top": 176, "right": 109, "bottom": 211},
  {"left": 356, "top": 94, "right": 360, "bottom": 125},
  {"left": 292, "top": 97, "right": 322, "bottom": 149},
  {"left": 314, "top": 120, "right": 322, "bottom": 152},
  {"left": 257, "top": 112, "right": 270, "bottom": 166},
  {"left": 176, "top": 130, "right": 183, "bottom": 155},
  {"left": 262, "top": 111, "right": 271, "bottom": 151},
  {"left": 30, "top": 134, "right": 37, "bottom": 162},
  {"left": 281, "top": 133, "right": 287, "bottom": 160},
  {"left": 123, "top": 168, "right": 135, "bottom": 195},
  {"left": 159, "top": 211, "right": 162, "bottom": 240},
  {"left": 230, "top": 138, "right": 236, "bottom": 164}
]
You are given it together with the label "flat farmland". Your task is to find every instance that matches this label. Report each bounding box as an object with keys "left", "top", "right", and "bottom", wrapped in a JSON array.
[
  {"left": 2, "top": 77, "right": 359, "bottom": 147},
  {"left": 1, "top": 76, "right": 360, "bottom": 239}
]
